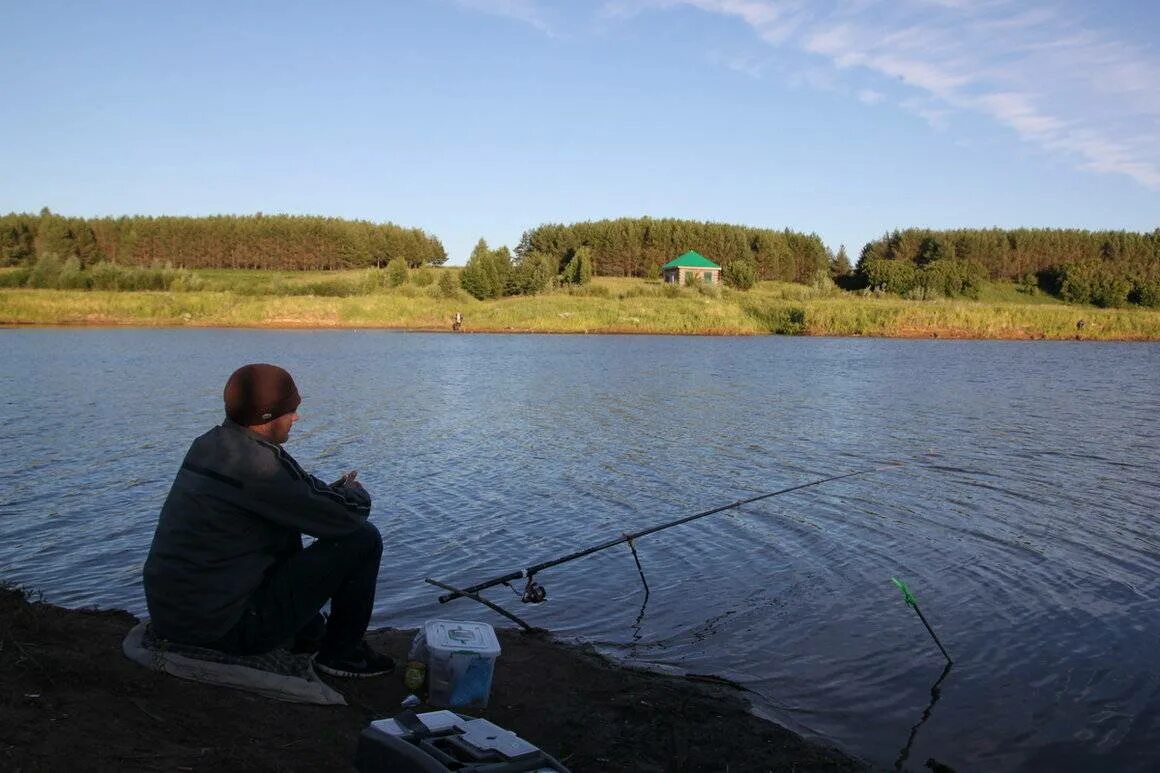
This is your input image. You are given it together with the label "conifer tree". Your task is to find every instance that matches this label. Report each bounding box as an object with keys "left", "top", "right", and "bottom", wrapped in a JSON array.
[
  {"left": 36, "top": 210, "right": 75, "bottom": 262},
  {"left": 482, "top": 245, "right": 512, "bottom": 297},
  {"left": 0, "top": 217, "right": 35, "bottom": 265},
  {"left": 561, "top": 246, "right": 594, "bottom": 285},
  {"left": 436, "top": 270, "right": 458, "bottom": 298},
  {"left": 71, "top": 221, "right": 100, "bottom": 267},
  {"left": 830, "top": 244, "right": 852, "bottom": 277},
  {"left": 460, "top": 238, "right": 496, "bottom": 299}
]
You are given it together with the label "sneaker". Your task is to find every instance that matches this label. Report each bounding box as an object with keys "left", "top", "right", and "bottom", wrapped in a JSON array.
[{"left": 314, "top": 640, "right": 395, "bottom": 678}]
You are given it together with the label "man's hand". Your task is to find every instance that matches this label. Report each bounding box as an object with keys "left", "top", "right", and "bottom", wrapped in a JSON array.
[{"left": 331, "top": 469, "right": 358, "bottom": 488}]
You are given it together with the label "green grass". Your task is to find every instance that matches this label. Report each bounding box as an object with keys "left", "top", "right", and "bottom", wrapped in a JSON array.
[
  {"left": 972, "top": 280, "right": 1067, "bottom": 305},
  {"left": 2, "top": 270, "right": 1159, "bottom": 340},
  {"left": 172, "top": 266, "right": 463, "bottom": 295}
]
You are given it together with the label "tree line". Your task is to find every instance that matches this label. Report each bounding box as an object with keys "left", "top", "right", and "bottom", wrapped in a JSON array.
[
  {"left": 460, "top": 225, "right": 777, "bottom": 300},
  {"left": 458, "top": 238, "right": 599, "bottom": 299},
  {"left": 5, "top": 209, "right": 1158, "bottom": 308},
  {"left": 515, "top": 217, "right": 830, "bottom": 283},
  {"left": 857, "top": 227, "right": 1160, "bottom": 306},
  {"left": 0, "top": 209, "right": 447, "bottom": 271}
]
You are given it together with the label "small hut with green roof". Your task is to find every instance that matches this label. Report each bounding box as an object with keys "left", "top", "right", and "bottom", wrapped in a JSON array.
[{"left": 661, "top": 250, "right": 721, "bottom": 285}]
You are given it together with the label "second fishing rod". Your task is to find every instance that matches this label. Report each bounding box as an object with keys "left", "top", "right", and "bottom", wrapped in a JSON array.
[{"left": 432, "top": 462, "right": 901, "bottom": 608}]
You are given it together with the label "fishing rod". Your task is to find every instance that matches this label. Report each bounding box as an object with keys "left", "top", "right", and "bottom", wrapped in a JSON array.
[
  {"left": 892, "top": 577, "right": 953, "bottom": 664},
  {"left": 432, "top": 463, "right": 901, "bottom": 611}
]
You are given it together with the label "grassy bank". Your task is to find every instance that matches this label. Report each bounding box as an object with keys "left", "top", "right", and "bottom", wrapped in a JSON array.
[{"left": 2, "top": 271, "right": 1159, "bottom": 339}]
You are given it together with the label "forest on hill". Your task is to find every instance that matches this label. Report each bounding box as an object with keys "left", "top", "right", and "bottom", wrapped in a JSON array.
[
  {"left": 515, "top": 217, "right": 830, "bottom": 283},
  {"left": 4, "top": 209, "right": 1158, "bottom": 308},
  {"left": 858, "top": 228, "right": 1160, "bottom": 307},
  {"left": 0, "top": 210, "right": 447, "bottom": 271}
]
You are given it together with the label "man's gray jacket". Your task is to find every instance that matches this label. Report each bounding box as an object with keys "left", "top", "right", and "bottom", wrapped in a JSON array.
[{"left": 143, "top": 420, "right": 372, "bottom": 645}]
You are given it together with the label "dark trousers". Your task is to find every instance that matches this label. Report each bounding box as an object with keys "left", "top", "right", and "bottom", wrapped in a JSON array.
[{"left": 211, "top": 522, "right": 383, "bottom": 657}]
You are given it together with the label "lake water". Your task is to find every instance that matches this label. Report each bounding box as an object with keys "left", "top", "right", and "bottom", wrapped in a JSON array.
[{"left": 1, "top": 328, "right": 1158, "bottom": 771}]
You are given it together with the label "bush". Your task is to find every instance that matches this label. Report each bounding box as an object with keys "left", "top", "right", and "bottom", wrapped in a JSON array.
[
  {"left": 386, "top": 257, "right": 409, "bottom": 288},
  {"left": 861, "top": 258, "right": 918, "bottom": 295},
  {"left": 1059, "top": 268, "right": 1093, "bottom": 305},
  {"left": 742, "top": 301, "right": 807, "bottom": 334},
  {"left": 1051, "top": 262, "right": 1131, "bottom": 307},
  {"left": 810, "top": 268, "right": 836, "bottom": 293},
  {"left": 434, "top": 271, "right": 459, "bottom": 299},
  {"left": 459, "top": 264, "right": 490, "bottom": 299},
  {"left": 296, "top": 279, "right": 364, "bottom": 297},
  {"left": 723, "top": 259, "right": 757, "bottom": 290},
  {"left": 507, "top": 252, "right": 554, "bottom": 295},
  {"left": 56, "top": 257, "right": 89, "bottom": 289},
  {"left": 918, "top": 259, "right": 985, "bottom": 299},
  {"left": 412, "top": 268, "right": 433, "bottom": 287},
  {"left": 1130, "top": 281, "right": 1160, "bottom": 308},
  {"left": 65, "top": 261, "right": 177, "bottom": 291},
  {"left": 357, "top": 268, "right": 388, "bottom": 292},
  {"left": 119, "top": 264, "right": 170, "bottom": 291},
  {"left": 1090, "top": 274, "right": 1131, "bottom": 308},
  {"left": 834, "top": 273, "right": 865, "bottom": 292},
  {"left": 779, "top": 307, "right": 807, "bottom": 334},
  {"left": 26, "top": 252, "right": 64, "bottom": 288},
  {"left": 168, "top": 270, "right": 204, "bottom": 292},
  {"left": 87, "top": 261, "right": 122, "bottom": 290},
  {"left": 0, "top": 268, "right": 31, "bottom": 287}
]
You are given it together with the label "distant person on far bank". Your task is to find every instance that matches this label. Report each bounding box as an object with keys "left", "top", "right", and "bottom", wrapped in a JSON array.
[
  {"left": 143, "top": 363, "right": 393, "bottom": 677},
  {"left": 452, "top": 311, "right": 463, "bottom": 332}
]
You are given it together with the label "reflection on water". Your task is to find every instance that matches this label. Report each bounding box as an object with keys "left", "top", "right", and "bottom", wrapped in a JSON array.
[
  {"left": 895, "top": 662, "right": 954, "bottom": 771},
  {"left": 1, "top": 329, "right": 1158, "bottom": 772}
]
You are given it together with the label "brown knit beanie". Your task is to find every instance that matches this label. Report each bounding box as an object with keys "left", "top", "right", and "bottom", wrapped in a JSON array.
[{"left": 223, "top": 364, "right": 301, "bottom": 426}]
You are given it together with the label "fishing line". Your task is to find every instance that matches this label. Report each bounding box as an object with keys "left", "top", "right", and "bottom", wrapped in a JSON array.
[{"left": 429, "top": 462, "right": 903, "bottom": 617}]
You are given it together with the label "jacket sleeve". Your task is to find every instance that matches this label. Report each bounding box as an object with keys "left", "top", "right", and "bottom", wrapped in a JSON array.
[{"left": 243, "top": 443, "right": 373, "bottom": 538}]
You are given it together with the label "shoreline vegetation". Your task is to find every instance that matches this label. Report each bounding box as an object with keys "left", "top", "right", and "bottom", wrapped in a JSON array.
[
  {"left": 4, "top": 211, "right": 1159, "bottom": 340},
  {"left": 1, "top": 583, "right": 867, "bottom": 771},
  {"left": 3, "top": 274, "right": 1160, "bottom": 340}
]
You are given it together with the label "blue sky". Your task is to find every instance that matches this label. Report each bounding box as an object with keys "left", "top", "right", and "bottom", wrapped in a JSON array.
[{"left": 1, "top": 0, "right": 1157, "bottom": 264}]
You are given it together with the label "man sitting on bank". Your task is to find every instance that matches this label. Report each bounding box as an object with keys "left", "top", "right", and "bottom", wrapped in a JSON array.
[{"left": 143, "top": 363, "right": 393, "bottom": 678}]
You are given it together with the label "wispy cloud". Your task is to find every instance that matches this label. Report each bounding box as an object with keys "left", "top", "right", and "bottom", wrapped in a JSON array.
[
  {"left": 453, "top": 0, "right": 554, "bottom": 35},
  {"left": 900, "top": 97, "right": 951, "bottom": 130},
  {"left": 607, "top": 0, "right": 1160, "bottom": 188},
  {"left": 708, "top": 50, "right": 767, "bottom": 78}
]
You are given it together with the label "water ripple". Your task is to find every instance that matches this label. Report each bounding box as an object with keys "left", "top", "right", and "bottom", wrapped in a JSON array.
[{"left": 1, "top": 330, "right": 1158, "bottom": 771}]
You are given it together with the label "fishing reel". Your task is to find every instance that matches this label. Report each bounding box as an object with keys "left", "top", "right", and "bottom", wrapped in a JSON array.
[{"left": 521, "top": 576, "right": 547, "bottom": 604}]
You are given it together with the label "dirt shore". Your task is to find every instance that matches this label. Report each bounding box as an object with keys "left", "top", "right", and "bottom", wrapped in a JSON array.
[{"left": 0, "top": 585, "right": 870, "bottom": 772}]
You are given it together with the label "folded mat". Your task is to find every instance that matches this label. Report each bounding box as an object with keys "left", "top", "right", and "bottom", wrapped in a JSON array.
[{"left": 122, "top": 619, "right": 346, "bottom": 705}]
